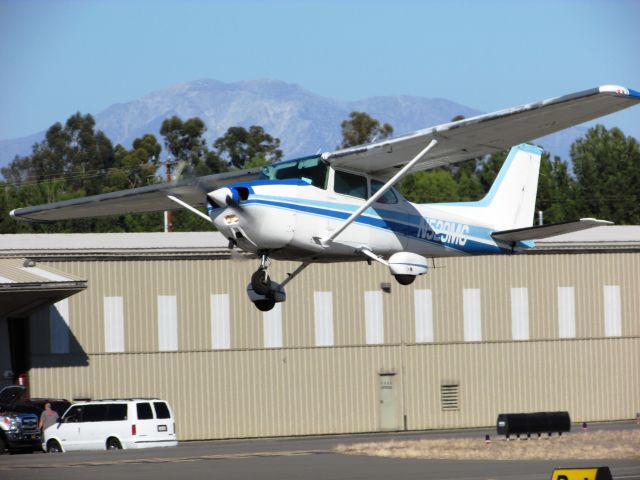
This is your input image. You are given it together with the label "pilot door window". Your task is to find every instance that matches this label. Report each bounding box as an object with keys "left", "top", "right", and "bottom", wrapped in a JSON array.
[
  {"left": 334, "top": 170, "right": 368, "bottom": 199},
  {"left": 371, "top": 179, "right": 398, "bottom": 204}
]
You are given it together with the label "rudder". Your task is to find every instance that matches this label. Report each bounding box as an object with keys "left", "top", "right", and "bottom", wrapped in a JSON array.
[{"left": 478, "top": 144, "right": 542, "bottom": 230}]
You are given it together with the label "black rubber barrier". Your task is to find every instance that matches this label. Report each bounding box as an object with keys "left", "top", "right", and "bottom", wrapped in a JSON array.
[{"left": 496, "top": 411, "right": 571, "bottom": 436}]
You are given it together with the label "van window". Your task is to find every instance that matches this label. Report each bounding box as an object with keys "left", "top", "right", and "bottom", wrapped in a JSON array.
[
  {"left": 153, "top": 402, "right": 171, "bottom": 419},
  {"left": 334, "top": 170, "right": 368, "bottom": 199},
  {"left": 83, "top": 404, "right": 108, "bottom": 422},
  {"left": 136, "top": 402, "right": 153, "bottom": 420},
  {"left": 106, "top": 404, "right": 127, "bottom": 421},
  {"left": 63, "top": 405, "right": 83, "bottom": 423}
]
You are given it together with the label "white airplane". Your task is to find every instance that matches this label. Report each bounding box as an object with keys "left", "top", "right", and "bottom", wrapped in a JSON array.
[{"left": 11, "top": 85, "right": 640, "bottom": 311}]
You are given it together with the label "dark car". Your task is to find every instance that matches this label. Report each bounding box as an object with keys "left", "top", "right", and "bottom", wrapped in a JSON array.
[
  {"left": 17, "top": 398, "right": 71, "bottom": 417},
  {"left": 0, "top": 386, "right": 41, "bottom": 454}
]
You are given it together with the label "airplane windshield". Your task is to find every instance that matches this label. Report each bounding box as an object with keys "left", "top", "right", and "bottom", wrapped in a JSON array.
[{"left": 259, "top": 157, "right": 328, "bottom": 189}]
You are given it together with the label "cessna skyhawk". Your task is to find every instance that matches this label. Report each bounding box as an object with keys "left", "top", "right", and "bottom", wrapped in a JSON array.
[{"left": 11, "top": 85, "right": 640, "bottom": 311}]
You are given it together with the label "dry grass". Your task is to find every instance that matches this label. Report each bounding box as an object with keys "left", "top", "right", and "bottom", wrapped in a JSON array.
[{"left": 336, "top": 429, "right": 640, "bottom": 460}]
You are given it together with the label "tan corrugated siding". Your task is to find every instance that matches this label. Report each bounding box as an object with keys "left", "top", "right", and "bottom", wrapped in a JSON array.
[
  {"left": 403, "top": 338, "right": 640, "bottom": 430},
  {"left": 29, "top": 338, "right": 639, "bottom": 439},
  {"left": 26, "top": 251, "right": 639, "bottom": 440}
]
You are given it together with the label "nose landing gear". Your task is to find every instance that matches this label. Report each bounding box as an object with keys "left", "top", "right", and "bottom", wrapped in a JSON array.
[
  {"left": 250, "top": 254, "right": 272, "bottom": 295},
  {"left": 249, "top": 253, "right": 279, "bottom": 311}
]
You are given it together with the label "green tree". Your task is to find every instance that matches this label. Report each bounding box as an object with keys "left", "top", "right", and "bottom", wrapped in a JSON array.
[
  {"left": 213, "top": 126, "right": 283, "bottom": 169},
  {"left": 62, "top": 113, "right": 115, "bottom": 195},
  {"left": 398, "top": 169, "right": 461, "bottom": 203},
  {"left": 339, "top": 111, "right": 393, "bottom": 148},
  {"left": 104, "top": 134, "right": 162, "bottom": 191},
  {"left": 160, "top": 116, "right": 209, "bottom": 175},
  {"left": 535, "top": 153, "right": 578, "bottom": 223},
  {"left": 1, "top": 113, "right": 114, "bottom": 196},
  {"left": 572, "top": 125, "right": 640, "bottom": 224}
]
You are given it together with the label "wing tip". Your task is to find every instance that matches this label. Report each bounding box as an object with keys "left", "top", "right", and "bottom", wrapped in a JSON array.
[
  {"left": 598, "top": 85, "right": 640, "bottom": 99},
  {"left": 579, "top": 217, "right": 614, "bottom": 226},
  {"left": 9, "top": 208, "right": 56, "bottom": 224}
]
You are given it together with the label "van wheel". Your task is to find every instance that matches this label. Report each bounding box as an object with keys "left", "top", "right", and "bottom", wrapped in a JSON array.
[
  {"left": 0, "top": 435, "right": 7, "bottom": 455},
  {"left": 106, "top": 438, "right": 122, "bottom": 450},
  {"left": 46, "top": 440, "right": 62, "bottom": 453}
]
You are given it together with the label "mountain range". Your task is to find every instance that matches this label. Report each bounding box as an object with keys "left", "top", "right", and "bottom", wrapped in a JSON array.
[{"left": 0, "top": 79, "right": 585, "bottom": 170}]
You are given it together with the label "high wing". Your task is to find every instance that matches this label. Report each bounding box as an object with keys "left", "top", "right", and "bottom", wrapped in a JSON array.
[
  {"left": 10, "top": 168, "right": 260, "bottom": 223},
  {"left": 491, "top": 218, "right": 613, "bottom": 243},
  {"left": 322, "top": 85, "right": 640, "bottom": 178},
  {"left": 10, "top": 85, "right": 639, "bottom": 224}
]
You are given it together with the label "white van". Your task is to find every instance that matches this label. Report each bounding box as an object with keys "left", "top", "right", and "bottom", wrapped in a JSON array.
[{"left": 43, "top": 398, "right": 178, "bottom": 452}]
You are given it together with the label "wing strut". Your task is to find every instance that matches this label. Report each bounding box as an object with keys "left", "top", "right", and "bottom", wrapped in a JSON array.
[
  {"left": 321, "top": 139, "right": 438, "bottom": 245},
  {"left": 279, "top": 262, "right": 311, "bottom": 288},
  {"left": 166, "top": 195, "right": 213, "bottom": 223},
  {"left": 359, "top": 247, "right": 389, "bottom": 267}
]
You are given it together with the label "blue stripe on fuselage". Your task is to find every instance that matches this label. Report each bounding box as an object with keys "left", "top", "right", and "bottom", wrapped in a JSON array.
[
  {"left": 241, "top": 197, "right": 511, "bottom": 255},
  {"left": 248, "top": 194, "right": 497, "bottom": 243}
]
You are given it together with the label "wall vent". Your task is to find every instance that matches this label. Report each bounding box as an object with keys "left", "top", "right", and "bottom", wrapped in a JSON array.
[{"left": 440, "top": 384, "right": 460, "bottom": 411}]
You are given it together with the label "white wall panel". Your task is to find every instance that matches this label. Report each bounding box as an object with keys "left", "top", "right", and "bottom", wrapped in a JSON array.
[
  {"left": 414, "top": 289, "right": 433, "bottom": 343},
  {"left": 104, "top": 296, "right": 124, "bottom": 353},
  {"left": 463, "top": 289, "right": 482, "bottom": 342},
  {"left": 557, "top": 287, "right": 575, "bottom": 338},
  {"left": 263, "top": 304, "right": 283, "bottom": 348},
  {"left": 510, "top": 288, "right": 529, "bottom": 341},
  {"left": 210, "top": 294, "right": 230, "bottom": 350},
  {"left": 314, "top": 292, "right": 334, "bottom": 347},
  {"left": 49, "top": 299, "right": 69, "bottom": 354},
  {"left": 364, "top": 291, "right": 384, "bottom": 345},
  {"left": 603, "top": 285, "right": 622, "bottom": 337},
  {"left": 158, "top": 295, "right": 178, "bottom": 351}
]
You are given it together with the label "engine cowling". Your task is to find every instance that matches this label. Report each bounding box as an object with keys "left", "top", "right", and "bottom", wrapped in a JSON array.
[{"left": 388, "top": 252, "right": 428, "bottom": 285}]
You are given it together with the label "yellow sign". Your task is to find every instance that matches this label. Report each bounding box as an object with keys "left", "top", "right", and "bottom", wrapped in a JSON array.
[{"left": 551, "top": 467, "right": 612, "bottom": 480}]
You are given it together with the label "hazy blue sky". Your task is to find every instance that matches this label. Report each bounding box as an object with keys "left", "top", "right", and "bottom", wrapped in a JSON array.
[{"left": 1, "top": 0, "right": 639, "bottom": 140}]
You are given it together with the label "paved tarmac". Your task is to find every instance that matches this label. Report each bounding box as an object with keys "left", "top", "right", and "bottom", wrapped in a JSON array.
[{"left": 1, "top": 421, "right": 638, "bottom": 480}]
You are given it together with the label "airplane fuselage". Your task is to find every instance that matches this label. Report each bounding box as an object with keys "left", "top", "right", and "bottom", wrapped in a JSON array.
[{"left": 209, "top": 171, "right": 520, "bottom": 264}]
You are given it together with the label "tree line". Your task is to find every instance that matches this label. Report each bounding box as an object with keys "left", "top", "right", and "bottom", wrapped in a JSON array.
[{"left": 1, "top": 111, "right": 638, "bottom": 234}]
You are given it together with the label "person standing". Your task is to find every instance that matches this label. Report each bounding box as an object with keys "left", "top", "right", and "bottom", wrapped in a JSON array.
[{"left": 38, "top": 403, "right": 59, "bottom": 432}]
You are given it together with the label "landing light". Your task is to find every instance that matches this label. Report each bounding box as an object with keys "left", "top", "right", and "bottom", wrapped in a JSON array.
[{"left": 224, "top": 214, "right": 239, "bottom": 225}]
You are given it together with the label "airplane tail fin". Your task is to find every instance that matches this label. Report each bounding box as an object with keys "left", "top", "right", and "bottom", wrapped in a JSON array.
[
  {"left": 479, "top": 144, "right": 542, "bottom": 230},
  {"left": 435, "top": 144, "right": 542, "bottom": 231}
]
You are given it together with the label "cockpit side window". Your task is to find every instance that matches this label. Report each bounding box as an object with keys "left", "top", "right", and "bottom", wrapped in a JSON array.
[
  {"left": 259, "top": 157, "right": 328, "bottom": 189},
  {"left": 334, "top": 170, "right": 368, "bottom": 200},
  {"left": 371, "top": 180, "right": 398, "bottom": 204}
]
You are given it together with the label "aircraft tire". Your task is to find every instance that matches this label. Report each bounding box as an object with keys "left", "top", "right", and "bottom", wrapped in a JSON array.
[
  {"left": 254, "top": 299, "right": 276, "bottom": 311},
  {"left": 251, "top": 269, "right": 271, "bottom": 295},
  {"left": 394, "top": 274, "right": 416, "bottom": 285}
]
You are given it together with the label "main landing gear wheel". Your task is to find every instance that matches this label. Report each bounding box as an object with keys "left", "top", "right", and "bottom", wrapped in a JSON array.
[
  {"left": 251, "top": 269, "right": 271, "bottom": 295},
  {"left": 394, "top": 274, "right": 416, "bottom": 285},
  {"left": 254, "top": 298, "right": 276, "bottom": 311}
]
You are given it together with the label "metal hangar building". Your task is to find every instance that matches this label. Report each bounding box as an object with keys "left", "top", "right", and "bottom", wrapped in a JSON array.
[{"left": 0, "top": 228, "right": 638, "bottom": 440}]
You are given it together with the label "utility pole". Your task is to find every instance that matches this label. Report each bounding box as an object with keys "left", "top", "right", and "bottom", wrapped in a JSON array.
[{"left": 164, "top": 159, "right": 175, "bottom": 232}]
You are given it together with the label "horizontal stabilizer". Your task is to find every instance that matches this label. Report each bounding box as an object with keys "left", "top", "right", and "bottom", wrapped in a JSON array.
[{"left": 491, "top": 218, "right": 613, "bottom": 242}]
